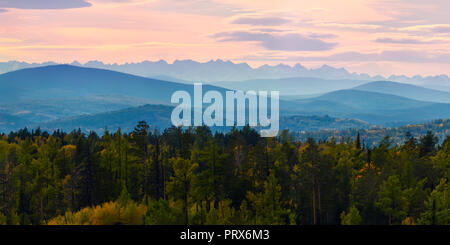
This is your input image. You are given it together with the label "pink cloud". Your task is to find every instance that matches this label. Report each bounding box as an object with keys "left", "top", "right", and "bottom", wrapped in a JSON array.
[
  {"left": 0, "top": 0, "right": 91, "bottom": 9},
  {"left": 0, "top": 0, "right": 448, "bottom": 76}
]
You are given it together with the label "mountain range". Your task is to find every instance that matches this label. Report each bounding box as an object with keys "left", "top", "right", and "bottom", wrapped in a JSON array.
[
  {"left": 1, "top": 65, "right": 450, "bottom": 133},
  {"left": 1, "top": 60, "right": 449, "bottom": 90}
]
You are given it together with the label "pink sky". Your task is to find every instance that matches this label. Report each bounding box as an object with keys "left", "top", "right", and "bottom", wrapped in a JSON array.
[{"left": 0, "top": 0, "right": 449, "bottom": 76}]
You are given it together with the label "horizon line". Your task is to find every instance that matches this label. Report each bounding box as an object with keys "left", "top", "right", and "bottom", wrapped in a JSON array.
[{"left": 1, "top": 59, "right": 449, "bottom": 79}]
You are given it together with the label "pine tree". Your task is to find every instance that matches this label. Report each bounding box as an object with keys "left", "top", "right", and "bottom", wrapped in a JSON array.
[
  {"left": 167, "top": 157, "right": 198, "bottom": 225},
  {"left": 246, "top": 170, "right": 291, "bottom": 225},
  {"left": 418, "top": 178, "right": 449, "bottom": 225},
  {"left": 340, "top": 205, "right": 362, "bottom": 225},
  {"left": 376, "top": 175, "right": 408, "bottom": 224},
  {"left": 356, "top": 132, "right": 361, "bottom": 150}
]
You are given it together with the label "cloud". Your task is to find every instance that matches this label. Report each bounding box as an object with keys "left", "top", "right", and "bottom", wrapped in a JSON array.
[
  {"left": 371, "top": 0, "right": 450, "bottom": 25},
  {"left": 433, "top": 26, "right": 450, "bottom": 33},
  {"left": 0, "top": 9, "right": 6, "bottom": 13},
  {"left": 309, "top": 33, "right": 338, "bottom": 39},
  {"left": 252, "top": 28, "right": 288, "bottom": 33},
  {"left": 399, "top": 24, "right": 450, "bottom": 33},
  {"left": 0, "top": 0, "right": 91, "bottom": 9},
  {"left": 295, "top": 50, "right": 450, "bottom": 63},
  {"left": 150, "top": 0, "right": 242, "bottom": 17},
  {"left": 231, "top": 17, "right": 291, "bottom": 26},
  {"left": 90, "top": 0, "right": 133, "bottom": 2},
  {"left": 374, "top": 38, "right": 434, "bottom": 44},
  {"left": 0, "top": 38, "right": 22, "bottom": 43},
  {"left": 312, "top": 22, "right": 382, "bottom": 30},
  {"left": 212, "top": 31, "right": 336, "bottom": 51}
]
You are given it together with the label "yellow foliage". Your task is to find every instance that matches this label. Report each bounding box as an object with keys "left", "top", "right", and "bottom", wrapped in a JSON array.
[
  {"left": 48, "top": 201, "right": 146, "bottom": 225},
  {"left": 89, "top": 202, "right": 121, "bottom": 225},
  {"left": 60, "top": 144, "right": 76, "bottom": 158},
  {"left": 0, "top": 213, "right": 6, "bottom": 225},
  {"left": 402, "top": 217, "right": 416, "bottom": 225}
]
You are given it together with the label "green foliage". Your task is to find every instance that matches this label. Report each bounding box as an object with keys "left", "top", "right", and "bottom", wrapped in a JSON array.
[
  {"left": 376, "top": 175, "right": 408, "bottom": 224},
  {"left": 340, "top": 206, "right": 362, "bottom": 225},
  {"left": 418, "top": 179, "right": 449, "bottom": 225},
  {"left": 246, "top": 171, "right": 292, "bottom": 225},
  {"left": 0, "top": 124, "right": 448, "bottom": 225},
  {"left": 204, "top": 200, "right": 237, "bottom": 225},
  {"left": 145, "top": 199, "right": 182, "bottom": 225},
  {"left": 167, "top": 157, "right": 198, "bottom": 225},
  {"left": 0, "top": 213, "right": 6, "bottom": 225}
]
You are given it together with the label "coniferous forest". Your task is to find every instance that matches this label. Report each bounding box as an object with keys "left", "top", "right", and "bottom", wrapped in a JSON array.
[{"left": 0, "top": 122, "right": 448, "bottom": 225}]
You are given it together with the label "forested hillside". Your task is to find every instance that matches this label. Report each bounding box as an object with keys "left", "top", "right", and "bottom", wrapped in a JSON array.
[
  {"left": 298, "top": 119, "right": 450, "bottom": 146},
  {"left": 0, "top": 123, "right": 448, "bottom": 225}
]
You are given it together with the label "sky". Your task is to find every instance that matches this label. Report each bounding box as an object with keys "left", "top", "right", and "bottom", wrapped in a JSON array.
[{"left": 0, "top": 0, "right": 449, "bottom": 76}]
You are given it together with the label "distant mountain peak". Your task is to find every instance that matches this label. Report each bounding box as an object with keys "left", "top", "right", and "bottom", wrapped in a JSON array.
[{"left": 1, "top": 59, "right": 449, "bottom": 86}]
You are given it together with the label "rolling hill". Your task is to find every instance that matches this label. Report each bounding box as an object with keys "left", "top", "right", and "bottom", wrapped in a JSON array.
[
  {"left": 0, "top": 65, "right": 233, "bottom": 125},
  {"left": 0, "top": 64, "right": 349, "bottom": 119},
  {"left": 354, "top": 81, "right": 450, "bottom": 103},
  {"left": 0, "top": 64, "right": 228, "bottom": 104},
  {"left": 38, "top": 104, "right": 174, "bottom": 133},
  {"left": 212, "top": 77, "right": 367, "bottom": 95},
  {"left": 0, "top": 112, "right": 30, "bottom": 132},
  {"left": 1, "top": 65, "right": 450, "bottom": 133},
  {"left": 291, "top": 89, "right": 450, "bottom": 125},
  {"left": 306, "top": 89, "right": 431, "bottom": 111},
  {"left": 0, "top": 95, "right": 154, "bottom": 123},
  {"left": 0, "top": 65, "right": 309, "bottom": 130},
  {"left": 37, "top": 104, "right": 372, "bottom": 134}
]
